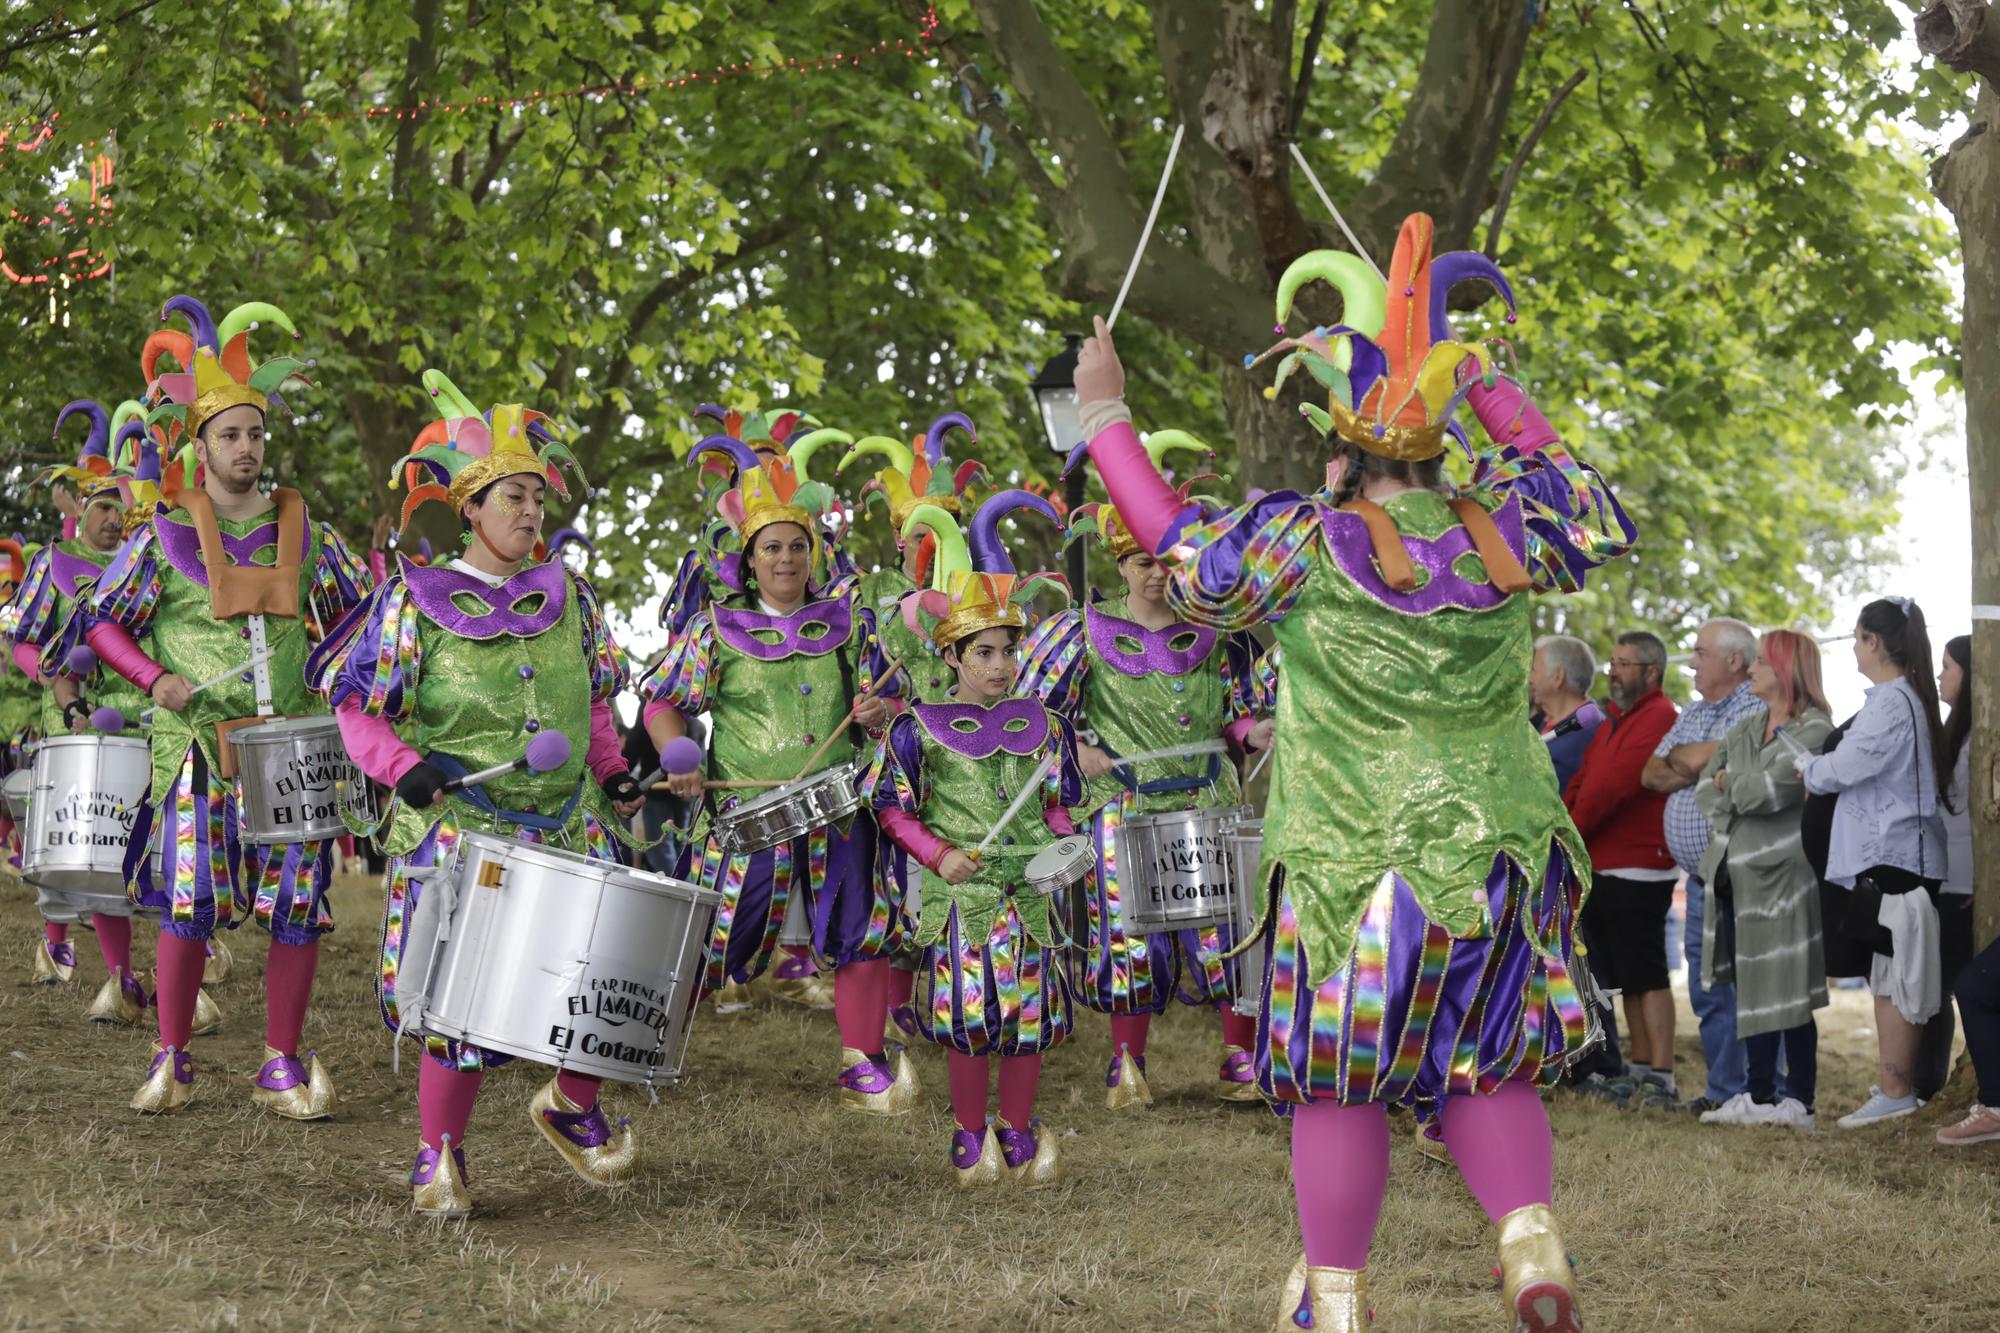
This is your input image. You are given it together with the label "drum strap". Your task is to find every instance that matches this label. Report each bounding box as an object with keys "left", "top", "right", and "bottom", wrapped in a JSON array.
[{"left": 425, "top": 750, "right": 586, "bottom": 834}]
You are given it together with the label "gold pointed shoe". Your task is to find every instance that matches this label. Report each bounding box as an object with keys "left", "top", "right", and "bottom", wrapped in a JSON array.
[
  {"left": 1279, "top": 1264, "right": 1367, "bottom": 1333},
  {"left": 189, "top": 987, "right": 224, "bottom": 1037},
  {"left": 1496, "top": 1203, "right": 1582, "bottom": 1333},
  {"left": 1104, "top": 1046, "right": 1153, "bottom": 1111},
  {"left": 1414, "top": 1117, "right": 1453, "bottom": 1165},
  {"left": 87, "top": 971, "right": 147, "bottom": 1026},
  {"left": 202, "top": 939, "right": 233, "bottom": 985},
  {"left": 529, "top": 1077, "right": 639, "bottom": 1186},
  {"left": 130, "top": 1044, "right": 197, "bottom": 1114},
  {"left": 949, "top": 1126, "right": 1003, "bottom": 1188},
  {"left": 836, "top": 1046, "right": 910, "bottom": 1116},
  {"left": 996, "top": 1119, "right": 1065, "bottom": 1189},
  {"left": 32, "top": 937, "right": 77, "bottom": 985},
  {"left": 411, "top": 1136, "right": 475, "bottom": 1219},
  {"left": 1217, "top": 1044, "right": 1263, "bottom": 1103},
  {"left": 888, "top": 1045, "right": 924, "bottom": 1113},
  {"left": 712, "top": 978, "right": 758, "bottom": 1015},
  {"left": 249, "top": 1046, "right": 337, "bottom": 1121}
]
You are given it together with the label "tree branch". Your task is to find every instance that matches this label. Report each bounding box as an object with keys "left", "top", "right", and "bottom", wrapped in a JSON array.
[
  {"left": 1485, "top": 65, "right": 1587, "bottom": 256},
  {"left": 390, "top": 0, "right": 443, "bottom": 209},
  {"left": 0, "top": 0, "right": 161, "bottom": 61},
  {"left": 1918, "top": 1, "right": 2000, "bottom": 89},
  {"left": 960, "top": 0, "right": 1140, "bottom": 199},
  {"left": 1286, "top": 0, "right": 1334, "bottom": 137}
]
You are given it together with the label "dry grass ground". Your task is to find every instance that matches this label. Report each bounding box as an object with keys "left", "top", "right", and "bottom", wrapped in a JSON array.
[{"left": 1, "top": 868, "right": 1996, "bottom": 1331}]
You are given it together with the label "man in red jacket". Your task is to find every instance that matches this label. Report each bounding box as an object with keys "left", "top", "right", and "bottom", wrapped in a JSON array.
[{"left": 1565, "top": 631, "right": 1679, "bottom": 1107}]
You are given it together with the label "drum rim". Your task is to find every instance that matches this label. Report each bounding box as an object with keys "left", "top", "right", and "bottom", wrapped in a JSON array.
[
  {"left": 30, "top": 734, "right": 152, "bottom": 754},
  {"left": 1120, "top": 802, "right": 1256, "bottom": 831},
  {"left": 721, "top": 765, "right": 859, "bottom": 818},
  {"left": 454, "top": 828, "right": 724, "bottom": 906},
  {"left": 230, "top": 715, "right": 344, "bottom": 743}
]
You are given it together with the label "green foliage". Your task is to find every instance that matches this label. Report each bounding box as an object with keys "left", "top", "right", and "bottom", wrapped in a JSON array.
[{"left": 0, "top": 0, "right": 1964, "bottom": 656}]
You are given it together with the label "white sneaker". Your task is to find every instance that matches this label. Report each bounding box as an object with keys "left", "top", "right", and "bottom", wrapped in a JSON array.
[
  {"left": 1758, "top": 1097, "right": 1815, "bottom": 1131},
  {"left": 1698, "top": 1092, "right": 1761, "bottom": 1126},
  {"left": 1836, "top": 1086, "right": 1919, "bottom": 1129}
]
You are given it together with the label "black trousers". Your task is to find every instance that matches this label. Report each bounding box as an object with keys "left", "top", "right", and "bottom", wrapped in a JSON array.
[{"left": 1953, "top": 935, "right": 2000, "bottom": 1108}]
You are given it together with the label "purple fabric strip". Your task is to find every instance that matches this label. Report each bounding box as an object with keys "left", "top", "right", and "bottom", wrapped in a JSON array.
[
  {"left": 1317, "top": 494, "right": 1528, "bottom": 615},
  {"left": 154, "top": 513, "right": 303, "bottom": 588},
  {"left": 49, "top": 548, "right": 103, "bottom": 600},
  {"left": 401, "top": 556, "right": 568, "bottom": 639},
  {"left": 911, "top": 699, "right": 1049, "bottom": 759},
  {"left": 713, "top": 596, "right": 853, "bottom": 661},
  {"left": 1085, "top": 606, "right": 1215, "bottom": 678}
]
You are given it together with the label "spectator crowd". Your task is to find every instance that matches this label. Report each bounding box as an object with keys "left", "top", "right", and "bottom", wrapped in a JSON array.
[{"left": 1536, "top": 599, "right": 1994, "bottom": 1143}]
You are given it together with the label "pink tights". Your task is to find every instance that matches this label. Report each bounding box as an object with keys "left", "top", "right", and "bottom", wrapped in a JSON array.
[
  {"left": 946, "top": 1051, "right": 1043, "bottom": 1131},
  {"left": 44, "top": 921, "right": 67, "bottom": 948},
  {"left": 264, "top": 939, "right": 319, "bottom": 1055},
  {"left": 1109, "top": 1013, "right": 1150, "bottom": 1059},
  {"left": 417, "top": 1064, "right": 602, "bottom": 1151},
  {"left": 1291, "top": 1081, "right": 1556, "bottom": 1268},
  {"left": 93, "top": 914, "right": 133, "bottom": 979},
  {"left": 154, "top": 933, "right": 208, "bottom": 1048},
  {"left": 886, "top": 966, "right": 915, "bottom": 1009},
  {"left": 833, "top": 957, "right": 890, "bottom": 1053}
]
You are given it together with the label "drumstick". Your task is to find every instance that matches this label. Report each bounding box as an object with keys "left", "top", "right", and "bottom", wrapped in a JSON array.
[
  {"left": 1112, "top": 738, "right": 1229, "bottom": 768},
  {"left": 789, "top": 655, "right": 904, "bottom": 782},
  {"left": 1244, "top": 744, "right": 1274, "bottom": 789},
  {"left": 650, "top": 778, "right": 786, "bottom": 791},
  {"left": 973, "top": 752, "right": 1058, "bottom": 857},
  {"left": 138, "top": 649, "right": 276, "bottom": 725},
  {"left": 440, "top": 731, "right": 572, "bottom": 795}
]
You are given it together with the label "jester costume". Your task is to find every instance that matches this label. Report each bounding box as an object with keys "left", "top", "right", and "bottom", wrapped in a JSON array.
[
  {"left": 640, "top": 429, "right": 918, "bottom": 1113},
  {"left": 312, "top": 371, "right": 642, "bottom": 1214},
  {"left": 1081, "top": 217, "right": 1634, "bottom": 1332},
  {"left": 861, "top": 498, "right": 1079, "bottom": 1186},
  {"left": 1020, "top": 434, "right": 1266, "bottom": 1108},
  {"left": 85, "top": 294, "right": 371, "bottom": 1117}
]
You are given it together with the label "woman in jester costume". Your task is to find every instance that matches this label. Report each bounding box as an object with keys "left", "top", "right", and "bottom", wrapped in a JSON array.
[
  {"left": 311, "top": 370, "right": 646, "bottom": 1215},
  {"left": 860, "top": 496, "right": 1080, "bottom": 1187},
  {"left": 641, "top": 429, "right": 918, "bottom": 1115},
  {"left": 833, "top": 412, "right": 986, "bottom": 1037},
  {"left": 86, "top": 294, "right": 372, "bottom": 1119},
  {"left": 1018, "top": 429, "right": 1270, "bottom": 1108},
  {"left": 1074, "top": 215, "right": 1635, "bottom": 1332},
  {"left": 11, "top": 402, "right": 159, "bottom": 1018}
]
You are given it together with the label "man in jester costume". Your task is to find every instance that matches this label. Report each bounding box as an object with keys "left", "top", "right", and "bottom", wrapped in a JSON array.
[
  {"left": 1074, "top": 215, "right": 1635, "bottom": 1332},
  {"left": 641, "top": 429, "right": 919, "bottom": 1113},
  {"left": 10, "top": 402, "right": 157, "bottom": 1017},
  {"left": 310, "top": 370, "right": 646, "bottom": 1215},
  {"left": 86, "top": 294, "right": 372, "bottom": 1117},
  {"left": 1018, "top": 429, "right": 1271, "bottom": 1108},
  {"left": 860, "top": 495, "right": 1081, "bottom": 1186}
]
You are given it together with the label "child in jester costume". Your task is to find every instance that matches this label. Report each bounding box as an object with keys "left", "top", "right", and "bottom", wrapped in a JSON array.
[
  {"left": 1074, "top": 215, "right": 1635, "bottom": 1332},
  {"left": 1019, "top": 429, "right": 1271, "bottom": 1109},
  {"left": 86, "top": 294, "right": 373, "bottom": 1118},
  {"left": 311, "top": 370, "right": 646, "bottom": 1216},
  {"left": 641, "top": 427, "right": 920, "bottom": 1115},
  {"left": 860, "top": 494, "right": 1081, "bottom": 1187}
]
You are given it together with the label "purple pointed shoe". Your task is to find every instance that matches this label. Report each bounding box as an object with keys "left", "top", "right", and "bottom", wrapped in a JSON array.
[
  {"left": 32, "top": 937, "right": 77, "bottom": 985},
  {"left": 1217, "top": 1044, "right": 1262, "bottom": 1104},
  {"left": 529, "top": 1077, "right": 638, "bottom": 1186},
  {"left": 995, "top": 1117, "right": 1064, "bottom": 1189},
  {"left": 251, "top": 1046, "right": 337, "bottom": 1121},
  {"left": 412, "top": 1135, "right": 474, "bottom": 1218},
  {"left": 131, "top": 1044, "right": 195, "bottom": 1114}
]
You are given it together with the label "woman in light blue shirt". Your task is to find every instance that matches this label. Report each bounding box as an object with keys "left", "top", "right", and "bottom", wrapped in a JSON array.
[{"left": 1801, "top": 597, "right": 1949, "bottom": 1128}]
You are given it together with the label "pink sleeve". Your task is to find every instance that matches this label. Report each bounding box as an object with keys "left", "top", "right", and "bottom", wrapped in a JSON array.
[
  {"left": 86, "top": 621, "right": 165, "bottom": 694},
  {"left": 586, "top": 698, "right": 627, "bottom": 784},
  {"left": 878, "top": 806, "right": 949, "bottom": 870},
  {"left": 642, "top": 697, "right": 681, "bottom": 730},
  {"left": 368, "top": 549, "right": 388, "bottom": 583},
  {"left": 1084, "top": 418, "right": 1201, "bottom": 557},
  {"left": 335, "top": 698, "right": 423, "bottom": 787},
  {"left": 11, "top": 642, "right": 39, "bottom": 676},
  {"left": 1223, "top": 716, "right": 1256, "bottom": 753},
  {"left": 1042, "top": 804, "right": 1076, "bottom": 838}
]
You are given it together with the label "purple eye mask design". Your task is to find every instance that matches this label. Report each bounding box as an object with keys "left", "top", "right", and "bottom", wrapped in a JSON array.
[
  {"left": 155, "top": 515, "right": 307, "bottom": 587},
  {"left": 1317, "top": 493, "right": 1527, "bottom": 615},
  {"left": 1086, "top": 607, "right": 1216, "bottom": 678},
  {"left": 403, "top": 558, "right": 569, "bottom": 638},
  {"left": 913, "top": 699, "right": 1048, "bottom": 758},
  {"left": 713, "top": 597, "right": 852, "bottom": 661}
]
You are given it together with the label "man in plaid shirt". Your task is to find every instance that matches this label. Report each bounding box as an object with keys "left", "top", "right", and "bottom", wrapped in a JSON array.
[{"left": 1642, "top": 618, "right": 1762, "bottom": 1113}]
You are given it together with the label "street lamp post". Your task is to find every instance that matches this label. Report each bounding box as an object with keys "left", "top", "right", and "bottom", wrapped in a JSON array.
[{"left": 1029, "top": 333, "right": 1087, "bottom": 598}]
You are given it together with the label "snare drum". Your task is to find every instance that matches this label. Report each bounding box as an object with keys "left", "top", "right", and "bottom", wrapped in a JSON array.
[
  {"left": 710, "top": 764, "right": 860, "bottom": 856},
  {"left": 1023, "top": 836, "right": 1094, "bottom": 897},
  {"left": 231, "top": 716, "right": 376, "bottom": 845},
  {"left": 1223, "top": 816, "right": 1265, "bottom": 1018},
  {"left": 22, "top": 735, "right": 149, "bottom": 912},
  {"left": 2, "top": 767, "right": 30, "bottom": 822},
  {"left": 397, "top": 831, "right": 722, "bottom": 1085},
  {"left": 1116, "top": 804, "right": 1253, "bottom": 934}
]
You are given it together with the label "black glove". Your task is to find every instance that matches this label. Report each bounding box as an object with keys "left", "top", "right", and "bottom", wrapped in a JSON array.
[
  {"left": 63, "top": 699, "right": 90, "bottom": 730},
  {"left": 601, "top": 770, "right": 641, "bottom": 805},
  {"left": 395, "top": 763, "right": 447, "bottom": 810}
]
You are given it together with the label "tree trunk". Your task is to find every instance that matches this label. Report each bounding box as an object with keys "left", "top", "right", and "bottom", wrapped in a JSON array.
[{"left": 1931, "top": 80, "right": 2000, "bottom": 950}]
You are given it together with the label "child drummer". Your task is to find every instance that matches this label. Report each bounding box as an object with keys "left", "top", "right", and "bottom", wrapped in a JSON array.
[
  {"left": 310, "top": 371, "right": 644, "bottom": 1217},
  {"left": 860, "top": 498, "right": 1082, "bottom": 1186}
]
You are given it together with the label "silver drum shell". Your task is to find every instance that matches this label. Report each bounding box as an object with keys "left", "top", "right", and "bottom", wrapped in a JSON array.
[
  {"left": 23, "top": 735, "right": 150, "bottom": 910},
  {"left": 1115, "top": 804, "right": 1252, "bottom": 934},
  {"left": 231, "top": 716, "right": 375, "bottom": 845},
  {"left": 710, "top": 765, "right": 861, "bottom": 856},
  {"left": 1224, "top": 817, "right": 1265, "bottom": 1018},
  {"left": 1023, "top": 836, "right": 1095, "bottom": 897},
  {"left": 399, "top": 830, "right": 722, "bottom": 1085}
]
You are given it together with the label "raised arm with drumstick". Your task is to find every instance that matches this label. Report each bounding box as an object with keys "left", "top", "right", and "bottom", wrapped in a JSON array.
[{"left": 634, "top": 420, "right": 920, "bottom": 1114}]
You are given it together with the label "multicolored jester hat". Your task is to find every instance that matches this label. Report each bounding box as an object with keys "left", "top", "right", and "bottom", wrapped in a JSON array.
[
  {"left": 387, "top": 369, "right": 588, "bottom": 538},
  {"left": 898, "top": 490, "right": 1068, "bottom": 649}
]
